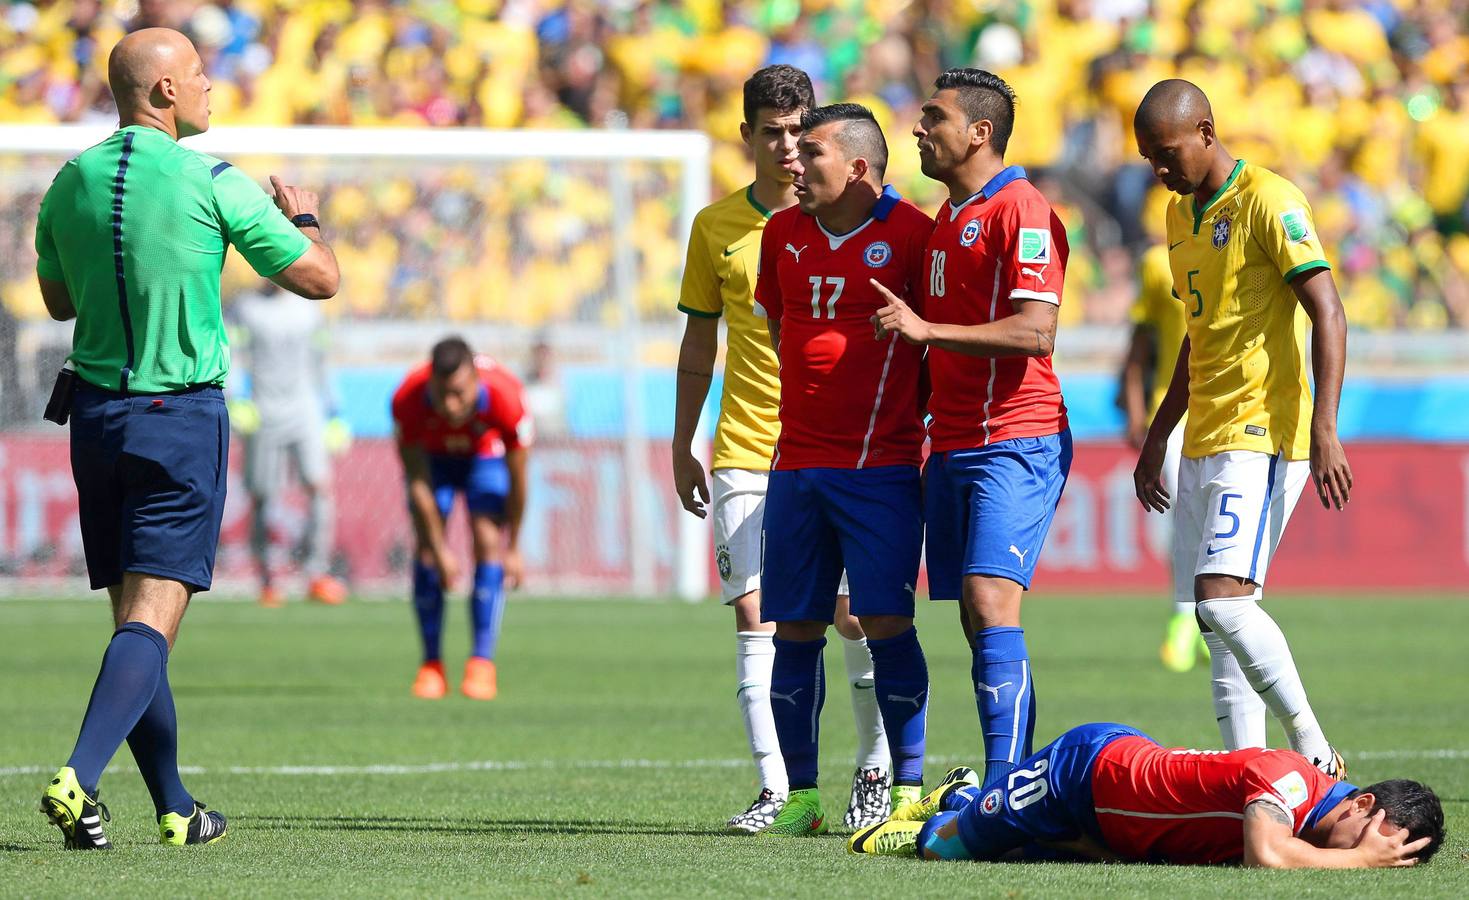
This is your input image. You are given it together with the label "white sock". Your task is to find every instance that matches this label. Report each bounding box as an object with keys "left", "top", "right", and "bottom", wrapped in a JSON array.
[
  {"left": 1201, "top": 632, "right": 1267, "bottom": 749},
  {"left": 1197, "top": 597, "right": 1331, "bottom": 762},
  {"left": 841, "top": 636, "right": 889, "bottom": 772},
  {"left": 736, "top": 632, "right": 788, "bottom": 795},
  {"left": 1171, "top": 598, "right": 1195, "bottom": 618}
]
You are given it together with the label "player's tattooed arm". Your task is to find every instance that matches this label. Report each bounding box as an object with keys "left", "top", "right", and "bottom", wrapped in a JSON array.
[
  {"left": 1247, "top": 799, "right": 1294, "bottom": 828},
  {"left": 1242, "top": 799, "right": 1428, "bottom": 869}
]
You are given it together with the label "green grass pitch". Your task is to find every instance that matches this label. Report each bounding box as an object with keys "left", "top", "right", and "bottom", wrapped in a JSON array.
[{"left": 2, "top": 594, "right": 1465, "bottom": 897}]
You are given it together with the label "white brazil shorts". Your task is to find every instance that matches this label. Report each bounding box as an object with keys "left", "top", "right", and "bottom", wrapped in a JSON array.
[
  {"left": 711, "top": 467, "right": 848, "bottom": 605},
  {"left": 1173, "top": 449, "right": 1311, "bottom": 591}
]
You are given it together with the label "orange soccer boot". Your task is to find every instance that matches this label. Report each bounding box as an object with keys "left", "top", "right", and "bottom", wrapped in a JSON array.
[
  {"left": 307, "top": 576, "right": 348, "bottom": 606},
  {"left": 412, "top": 660, "right": 448, "bottom": 699},
  {"left": 461, "top": 657, "right": 498, "bottom": 701}
]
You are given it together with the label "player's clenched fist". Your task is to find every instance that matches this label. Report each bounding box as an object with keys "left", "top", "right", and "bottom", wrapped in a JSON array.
[
  {"left": 870, "top": 279, "right": 932, "bottom": 345},
  {"left": 269, "top": 175, "right": 320, "bottom": 220}
]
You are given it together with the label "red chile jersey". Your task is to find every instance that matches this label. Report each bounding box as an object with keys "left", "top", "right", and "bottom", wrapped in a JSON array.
[
  {"left": 923, "top": 166, "right": 1069, "bottom": 452},
  {"left": 754, "top": 186, "right": 933, "bottom": 470},
  {"left": 391, "top": 357, "right": 533, "bottom": 458},
  {"left": 1090, "top": 736, "right": 1357, "bottom": 865}
]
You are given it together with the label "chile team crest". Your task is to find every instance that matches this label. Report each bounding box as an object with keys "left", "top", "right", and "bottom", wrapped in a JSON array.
[
  {"left": 864, "top": 241, "right": 893, "bottom": 267},
  {"left": 960, "top": 219, "right": 981, "bottom": 246},
  {"left": 1212, "top": 213, "right": 1231, "bottom": 250},
  {"left": 980, "top": 788, "right": 1004, "bottom": 816}
]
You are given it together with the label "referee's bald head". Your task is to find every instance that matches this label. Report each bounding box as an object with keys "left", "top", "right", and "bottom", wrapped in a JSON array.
[{"left": 109, "top": 28, "right": 212, "bottom": 139}]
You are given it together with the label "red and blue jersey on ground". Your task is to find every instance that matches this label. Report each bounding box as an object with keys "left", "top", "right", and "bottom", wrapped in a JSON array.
[
  {"left": 754, "top": 184, "right": 933, "bottom": 470},
  {"left": 1090, "top": 737, "right": 1354, "bottom": 864},
  {"left": 922, "top": 166, "right": 1069, "bottom": 452},
  {"left": 390, "top": 358, "right": 532, "bottom": 459},
  {"left": 945, "top": 723, "right": 1357, "bottom": 865}
]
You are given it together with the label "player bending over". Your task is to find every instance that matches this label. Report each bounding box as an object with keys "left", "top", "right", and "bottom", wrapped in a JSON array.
[
  {"left": 673, "top": 66, "right": 896, "bottom": 832},
  {"left": 391, "top": 337, "right": 530, "bottom": 701},
  {"left": 875, "top": 69, "right": 1072, "bottom": 788},
  {"left": 848, "top": 722, "right": 1443, "bottom": 869},
  {"left": 753, "top": 104, "right": 935, "bottom": 836},
  {"left": 1132, "top": 80, "right": 1351, "bottom": 773}
]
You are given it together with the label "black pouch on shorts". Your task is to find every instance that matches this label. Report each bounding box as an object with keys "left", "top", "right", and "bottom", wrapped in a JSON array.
[{"left": 43, "top": 366, "right": 77, "bottom": 425}]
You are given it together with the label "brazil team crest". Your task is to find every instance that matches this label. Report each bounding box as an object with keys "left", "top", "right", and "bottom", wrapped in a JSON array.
[
  {"left": 980, "top": 788, "right": 1004, "bottom": 816},
  {"left": 960, "top": 219, "right": 981, "bottom": 247},
  {"left": 863, "top": 241, "right": 893, "bottom": 267},
  {"left": 716, "top": 544, "right": 732, "bottom": 581},
  {"left": 1212, "top": 213, "right": 1231, "bottom": 250}
]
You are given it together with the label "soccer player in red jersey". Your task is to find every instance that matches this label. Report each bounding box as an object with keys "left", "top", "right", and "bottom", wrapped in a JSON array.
[
  {"left": 391, "top": 337, "right": 531, "bottom": 701},
  {"left": 873, "top": 69, "right": 1072, "bottom": 787},
  {"left": 850, "top": 722, "right": 1444, "bottom": 869},
  {"left": 752, "top": 104, "right": 936, "bottom": 836}
]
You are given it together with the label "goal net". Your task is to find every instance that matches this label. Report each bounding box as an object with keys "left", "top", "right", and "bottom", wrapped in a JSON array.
[{"left": 0, "top": 124, "right": 713, "bottom": 600}]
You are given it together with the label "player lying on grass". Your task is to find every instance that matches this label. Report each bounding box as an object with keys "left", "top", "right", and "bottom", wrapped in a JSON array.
[{"left": 848, "top": 723, "right": 1444, "bottom": 868}]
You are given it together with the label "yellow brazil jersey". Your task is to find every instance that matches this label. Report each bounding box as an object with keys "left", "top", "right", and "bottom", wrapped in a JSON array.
[
  {"left": 1130, "top": 243, "right": 1187, "bottom": 418},
  {"left": 1164, "top": 161, "right": 1329, "bottom": 461},
  {"left": 678, "top": 186, "right": 781, "bottom": 471}
]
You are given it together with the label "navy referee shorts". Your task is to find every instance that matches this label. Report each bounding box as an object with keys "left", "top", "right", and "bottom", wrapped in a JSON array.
[{"left": 69, "top": 381, "right": 228, "bottom": 592}]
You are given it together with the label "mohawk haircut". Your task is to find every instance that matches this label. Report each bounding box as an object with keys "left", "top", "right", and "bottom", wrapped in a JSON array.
[
  {"left": 800, "top": 102, "right": 889, "bottom": 179},
  {"left": 430, "top": 336, "right": 474, "bottom": 378},
  {"left": 743, "top": 64, "right": 815, "bottom": 126},
  {"left": 934, "top": 68, "right": 1017, "bottom": 156}
]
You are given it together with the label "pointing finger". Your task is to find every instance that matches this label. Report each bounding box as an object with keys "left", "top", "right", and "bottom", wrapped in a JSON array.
[{"left": 269, "top": 175, "right": 285, "bottom": 195}]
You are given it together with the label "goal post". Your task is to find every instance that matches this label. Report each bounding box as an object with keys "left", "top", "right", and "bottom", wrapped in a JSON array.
[{"left": 0, "top": 124, "right": 713, "bottom": 601}]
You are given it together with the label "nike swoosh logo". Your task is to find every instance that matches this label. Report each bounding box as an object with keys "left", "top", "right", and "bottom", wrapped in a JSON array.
[
  {"left": 723, "top": 244, "right": 748, "bottom": 257},
  {"left": 853, "top": 683, "right": 874, "bottom": 691},
  {"left": 1206, "top": 545, "right": 1236, "bottom": 556},
  {"left": 1168, "top": 241, "right": 1185, "bottom": 251}
]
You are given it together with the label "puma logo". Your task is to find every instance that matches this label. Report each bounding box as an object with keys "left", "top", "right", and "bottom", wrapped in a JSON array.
[
  {"left": 1021, "top": 266, "right": 1047, "bottom": 280},
  {"left": 975, "top": 680, "right": 1013, "bottom": 703},
  {"left": 785, "top": 243, "right": 808, "bottom": 261},
  {"left": 770, "top": 688, "right": 804, "bottom": 705},
  {"left": 1008, "top": 545, "right": 1029, "bottom": 565},
  {"left": 886, "top": 691, "right": 926, "bottom": 711}
]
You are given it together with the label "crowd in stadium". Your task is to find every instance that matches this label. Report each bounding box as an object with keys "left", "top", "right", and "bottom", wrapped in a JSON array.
[{"left": 2, "top": 0, "right": 1467, "bottom": 329}]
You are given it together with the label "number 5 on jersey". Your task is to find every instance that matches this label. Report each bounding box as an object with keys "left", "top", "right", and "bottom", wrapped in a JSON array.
[{"left": 809, "top": 275, "right": 844, "bottom": 319}]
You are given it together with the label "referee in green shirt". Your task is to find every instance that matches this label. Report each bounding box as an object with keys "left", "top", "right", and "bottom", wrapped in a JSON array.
[{"left": 35, "top": 27, "right": 339, "bottom": 850}]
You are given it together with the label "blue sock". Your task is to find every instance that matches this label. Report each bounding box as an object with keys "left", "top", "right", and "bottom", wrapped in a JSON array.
[
  {"left": 973, "top": 626, "right": 1035, "bottom": 787},
  {"left": 412, "top": 561, "right": 445, "bottom": 663},
  {"left": 918, "top": 810, "right": 971, "bottom": 860},
  {"left": 770, "top": 636, "right": 826, "bottom": 790},
  {"left": 943, "top": 783, "right": 982, "bottom": 813},
  {"left": 125, "top": 659, "right": 194, "bottom": 817},
  {"left": 67, "top": 622, "right": 168, "bottom": 794},
  {"left": 867, "top": 626, "right": 929, "bottom": 787},
  {"left": 470, "top": 563, "right": 505, "bottom": 660}
]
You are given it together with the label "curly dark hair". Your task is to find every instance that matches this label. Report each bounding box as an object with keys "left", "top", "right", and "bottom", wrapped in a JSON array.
[{"left": 743, "top": 65, "right": 815, "bottom": 126}]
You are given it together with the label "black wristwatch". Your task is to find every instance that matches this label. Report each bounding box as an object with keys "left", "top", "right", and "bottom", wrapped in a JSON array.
[{"left": 291, "top": 213, "right": 321, "bottom": 230}]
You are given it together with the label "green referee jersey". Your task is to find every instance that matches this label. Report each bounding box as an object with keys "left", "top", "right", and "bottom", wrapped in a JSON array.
[{"left": 35, "top": 125, "right": 311, "bottom": 394}]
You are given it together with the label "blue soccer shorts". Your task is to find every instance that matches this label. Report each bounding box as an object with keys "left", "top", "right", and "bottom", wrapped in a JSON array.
[
  {"left": 761, "top": 465, "right": 923, "bottom": 623},
  {"left": 924, "top": 430, "right": 1073, "bottom": 598},
  {"left": 70, "top": 382, "right": 229, "bottom": 592},
  {"left": 426, "top": 454, "right": 509, "bottom": 520},
  {"left": 935, "top": 722, "right": 1151, "bottom": 861}
]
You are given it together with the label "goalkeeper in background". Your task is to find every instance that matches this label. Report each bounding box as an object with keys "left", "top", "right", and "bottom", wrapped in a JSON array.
[
  {"left": 1117, "top": 193, "right": 1206, "bottom": 673},
  {"left": 231, "top": 282, "right": 348, "bottom": 608}
]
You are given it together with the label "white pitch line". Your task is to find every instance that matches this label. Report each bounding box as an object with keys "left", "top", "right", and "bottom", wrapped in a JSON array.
[{"left": 2, "top": 749, "right": 1465, "bottom": 779}]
